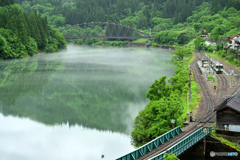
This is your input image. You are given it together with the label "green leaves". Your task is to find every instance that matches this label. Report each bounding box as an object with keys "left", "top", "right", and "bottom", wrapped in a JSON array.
[
  {"left": 0, "top": 0, "right": 14, "bottom": 7},
  {"left": 194, "top": 37, "right": 205, "bottom": 52},
  {"left": 146, "top": 76, "right": 172, "bottom": 101},
  {"left": 210, "top": 24, "right": 227, "bottom": 40},
  {"left": 0, "top": 28, "right": 28, "bottom": 58},
  {"left": 0, "top": 4, "right": 66, "bottom": 59},
  {"left": 132, "top": 91, "right": 183, "bottom": 147},
  {"left": 165, "top": 153, "right": 179, "bottom": 160},
  {"left": 153, "top": 31, "right": 178, "bottom": 45},
  {"left": 171, "top": 47, "right": 192, "bottom": 62}
]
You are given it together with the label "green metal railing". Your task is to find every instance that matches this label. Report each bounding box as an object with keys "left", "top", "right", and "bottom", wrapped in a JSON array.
[
  {"left": 116, "top": 126, "right": 182, "bottom": 160},
  {"left": 149, "top": 127, "right": 211, "bottom": 160}
]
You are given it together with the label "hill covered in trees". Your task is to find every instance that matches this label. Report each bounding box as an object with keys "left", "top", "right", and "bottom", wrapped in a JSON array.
[
  {"left": 14, "top": 0, "right": 240, "bottom": 28},
  {"left": 13, "top": 0, "right": 240, "bottom": 47},
  {"left": 0, "top": 1, "right": 66, "bottom": 59},
  {"left": 153, "top": 2, "right": 240, "bottom": 46}
]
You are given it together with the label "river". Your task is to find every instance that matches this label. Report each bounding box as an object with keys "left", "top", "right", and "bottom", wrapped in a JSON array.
[{"left": 0, "top": 45, "right": 174, "bottom": 160}]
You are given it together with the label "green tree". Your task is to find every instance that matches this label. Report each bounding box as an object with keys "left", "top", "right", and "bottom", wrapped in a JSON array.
[
  {"left": 146, "top": 76, "right": 172, "bottom": 101},
  {"left": 171, "top": 47, "right": 192, "bottom": 62},
  {"left": 210, "top": 24, "right": 226, "bottom": 40},
  {"left": 131, "top": 92, "right": 183, "bottom": 147},
  {"left": 0, "top": 35, "right": 11, "bottom": 59},
  {"left": 177, "top": 32, "right": 189, "bottom": 45},
  {"left": 0, "top": 0, "right": 14, "bottom": 7},
  {"left": 194, "top": 37, "right": 205, "bottom": 52}
]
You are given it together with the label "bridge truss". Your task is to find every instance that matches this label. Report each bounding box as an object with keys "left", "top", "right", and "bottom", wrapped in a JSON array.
[{"left": 60, "top": 22, "right": 153, "bottom": 39}]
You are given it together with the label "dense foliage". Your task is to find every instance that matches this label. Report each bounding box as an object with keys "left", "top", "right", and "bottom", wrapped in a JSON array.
[
  {"left": 14, "top": 0, "right": 240, "bottom": 28},
  {"left": 131, "top": 48, "right": 200, "bottom": 147},
  {"left": 0, "top": 2, "right": 66, "bottom": 59},
  {"left": 153, "top": 2, "right": 240, "bottom": 46},
  {"left": 13, "top": 0, "right": 240, "bottom": 47}
]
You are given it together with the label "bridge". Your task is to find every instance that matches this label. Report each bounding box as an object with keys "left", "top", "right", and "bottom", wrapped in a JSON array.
[
  {"left": 116, "top": 125, "right": 211, "bottom": 160},
  {"left": 60, "top": 22, "right": 153, "bottom": 40}
]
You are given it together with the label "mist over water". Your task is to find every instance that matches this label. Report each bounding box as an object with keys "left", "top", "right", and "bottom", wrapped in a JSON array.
[{"left": 0, "top": 45, "right": 174, "bottom": 160}]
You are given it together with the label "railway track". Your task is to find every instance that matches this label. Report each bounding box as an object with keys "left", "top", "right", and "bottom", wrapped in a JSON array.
[
  {"left": 135, "top": 52, "right": 216, "bottom": 160},
  {"left": 217, "top": 74, "right": 228, "bottom": 102},
  {"left": 216, "top": 58, "right": 240, "bottom": 93},
  {"left": 136, "top": 52, "right": 240, "bottom": 160},
  {"left": 192, "top": 53, "right": 215, "bottom": 122}
]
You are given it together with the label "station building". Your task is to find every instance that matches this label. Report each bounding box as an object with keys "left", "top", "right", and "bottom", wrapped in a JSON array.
[{"left": 214, "top": 92, "right": 240, "bottom": 133}]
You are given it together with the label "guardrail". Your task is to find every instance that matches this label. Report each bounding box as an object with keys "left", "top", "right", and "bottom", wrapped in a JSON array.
[
  {"left": 116, "top": 126, "right": 182, "bottom": 160},
  {"left": 149, "top": 127, "right": 211, "bottom": 160}
]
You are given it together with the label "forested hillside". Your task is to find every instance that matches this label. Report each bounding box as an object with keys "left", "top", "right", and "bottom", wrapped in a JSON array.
[
  {"left": 14, "top": 0, "right": 240, "bottom": 28},
  {"left": 0, "top": 1, "right": 66, "bottom": 59},
  {"left": 153, "top": 3, "right": 240, "bottom": 46},
  {"left": 13, "top": 0, "right": 240, "bottom": 47}
]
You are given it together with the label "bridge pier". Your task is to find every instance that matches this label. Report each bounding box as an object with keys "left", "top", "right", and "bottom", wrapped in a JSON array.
[
  {"left": 145, "top": 39, "right": 151, "bottom": 49},
  {"left": 203, "top": 137, "right": 206, "bottom": 156},
  {"left": 146, "top": 44, "right": 150, "bottom": 49}
]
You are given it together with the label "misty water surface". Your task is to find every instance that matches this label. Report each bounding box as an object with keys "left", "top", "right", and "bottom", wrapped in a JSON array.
[{"left": 0, "top": 45, "right": 174, "bottom": 160}]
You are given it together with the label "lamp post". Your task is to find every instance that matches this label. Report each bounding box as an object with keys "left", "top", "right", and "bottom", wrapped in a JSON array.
[{"left": 171, "top": 120, "right": 175, "bottom": 129}]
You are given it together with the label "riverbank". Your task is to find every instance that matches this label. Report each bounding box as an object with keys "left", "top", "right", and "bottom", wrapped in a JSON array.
[
  {"left": 131, "top": 47, "right": 202, "bottom": 147},
  {"left": 66, "top": 39, "right": 177, "bottom": 50}
]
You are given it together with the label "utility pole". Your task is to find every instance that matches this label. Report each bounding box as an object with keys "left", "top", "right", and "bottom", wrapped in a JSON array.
[
  {"left": 231, "top": 70, "right": 234, "bottom": 87},
  {"left": 213, "top": 74, "right": 216, "bottom": 95},
  {"left": 190, "top": 69, "right": 191, "bottom": 102},
  {"left": 187, "top": 91, "right": 189, "bottom": 120}
]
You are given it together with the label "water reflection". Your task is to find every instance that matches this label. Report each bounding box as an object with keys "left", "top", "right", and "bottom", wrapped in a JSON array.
[
  {"left": 0, "top": 45, "right": 174, "bottom": 134},
  {"left": 0, "top": 114, "right": 134, "bottom": 160}
]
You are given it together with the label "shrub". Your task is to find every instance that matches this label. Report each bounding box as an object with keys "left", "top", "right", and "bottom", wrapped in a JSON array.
[
  {"left": 207, "top": 75, "right": 213, "bottom": 80},
  {"left": 233, "top": 59, "right": 240, "bottom": 66}
]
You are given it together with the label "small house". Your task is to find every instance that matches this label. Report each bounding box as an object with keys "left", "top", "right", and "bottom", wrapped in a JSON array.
[
  {"left": 214, "top": 92, "right": 240, "bottom": 132},
  {"left": 227, "top": 34, "right": 240, "bottom": 51}
]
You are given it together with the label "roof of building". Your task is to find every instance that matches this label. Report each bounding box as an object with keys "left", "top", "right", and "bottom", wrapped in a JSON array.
[
  {"left": 230, "top": 34, "right": 239, "bottom": 39},
  {"left": 235, "top": 37, "right": 240, "bottom": 41},
  {"left": 215, "top": 92, "right": 240, "bottom": 113},
  {"left": 199, "top": 35, "right": 210, "bottom": 37}
]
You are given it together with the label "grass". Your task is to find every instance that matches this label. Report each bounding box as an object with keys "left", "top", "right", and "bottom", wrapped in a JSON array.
[
  {"left": 211, "top": 132, "right": 240, "bottom": 152},
  {"left": 207, "top": 75, "right": 213, "bottom": 80},
  {"left": 211, "top": 123, "right": 240, "bottom": 151},
  {"left": 179, "top": 53, "right": 202, "bottom": 122},
  {"left": 186, "top": 39, "right": 195, "bottom": 49},
  {"left": 207, "top": 75, "right": 218, "bottom": 88}
]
